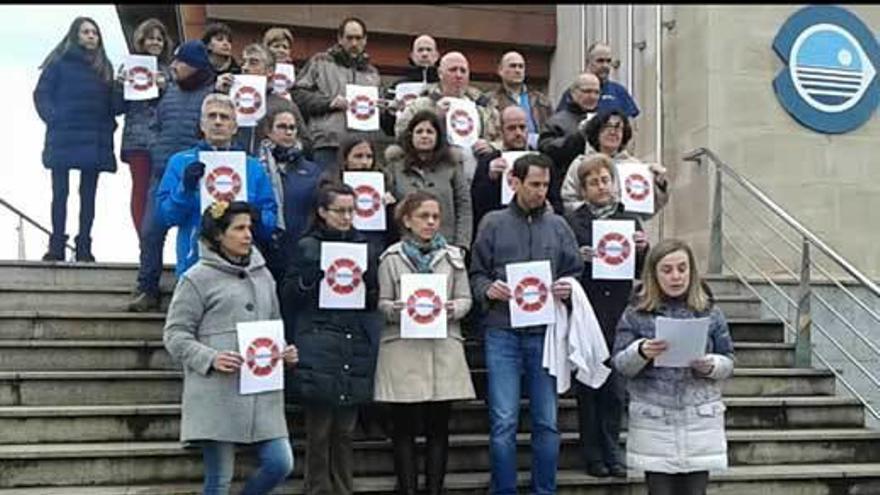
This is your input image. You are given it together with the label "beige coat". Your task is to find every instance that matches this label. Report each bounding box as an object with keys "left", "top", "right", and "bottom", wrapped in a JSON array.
[{"left": 374, "top": 242, "right": 475, "bottom": 402}]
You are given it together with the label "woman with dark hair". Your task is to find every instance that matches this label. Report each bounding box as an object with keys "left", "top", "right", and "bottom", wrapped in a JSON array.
[
  {"left": 559, "top": 108, "right": 669, "bottom": 215},
  {"left": 34, "top": 16, "right": 124, "bottom": 262},
  {"left": 385, "top": 110, "right": 472, "bottom": 249},
  {"left": 257, "top": 107, "right": 322, "bottom": 278},
  {"left": 612, "top": 238, "right": 734, "bottom": 495},
  {"left": 375, "top": 190, "right": 474, "bottom": 494},
  {"left": 280, "top": 184, "right": 382, "bottom": 495},
  {"left": 164, "top": 200, "right": 298, "bottom": 495},
  {"left": 202, "top": 22, "right": 240, "bottom": 75},
  {"left": 117, "top": 18, "right": 173, "bottom": 240}
]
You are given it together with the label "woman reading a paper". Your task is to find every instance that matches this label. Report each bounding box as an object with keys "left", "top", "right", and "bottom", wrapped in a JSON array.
[
  {"left": 280, "top": 184, "right": 382, "bottom": 495},
  {"left": 164, "top": 201, "right": 298, "bottom": 495},
  {"left": 375, "top": 191, "right": 475, "bottom": 494},
  {"left": 611, "top": 239, "right": 734, "bottom": 495}
]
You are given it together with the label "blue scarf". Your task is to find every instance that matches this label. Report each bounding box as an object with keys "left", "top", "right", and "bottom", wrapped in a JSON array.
[{"left": 402, "top": 233, "right": 447, "bottom": 273}]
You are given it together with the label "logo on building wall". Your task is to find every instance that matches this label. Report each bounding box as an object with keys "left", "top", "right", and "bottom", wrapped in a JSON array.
[{"left": 773, "top": 5, "right": 880, "bottom": 133}]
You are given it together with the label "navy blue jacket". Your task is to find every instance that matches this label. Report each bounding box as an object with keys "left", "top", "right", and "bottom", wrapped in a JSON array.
[
  {"left": 33, "top": 45, "right": 124, "bottom": 173},
  {"left": 149, "top": 72, "right": 216, "bottom": 175}
]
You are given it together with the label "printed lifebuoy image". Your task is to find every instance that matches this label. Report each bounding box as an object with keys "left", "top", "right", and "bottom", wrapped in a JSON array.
[
  {"left": 406, "top": 288, "right": 443, "bottom": 324},
  {"left": 128, "top": 66, "right": 154, "bottom": 91},
  {"left": 514, "top": 276, "right": 549, "bottom": 313},
  {"left": 596, "top": 232, "right": 632, "bottom": 266},
  {"left": 354, "top": 185, "right": 382, "bottom": 218},
  {"left": 325, "top": 258, "right": 363, "bottom": 295},
  {"left": 349, "top": 94, "right": 376, "bottom": 120},
  {"left": 625, "top": 173, "right": 651, "bottom": 201},
  {"left": 234, "top": 85, "right": 263, "bottom": 115},
  {"left": 205, "top": 165, "right": 244, "bottom": 202},
  {"left": 271, "top": 73, "right": 290, "bottom": 92},
  {"left": 245, "top": 337, "right": 281, "bottom": 377},
  {"left": 449, "top": 109, "right": 475, "bottom": 137}
]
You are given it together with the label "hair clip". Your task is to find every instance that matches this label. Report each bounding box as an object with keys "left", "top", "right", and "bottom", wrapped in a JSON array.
[{"left": 210, "top": 200, "right": 229, "bottom": 219}]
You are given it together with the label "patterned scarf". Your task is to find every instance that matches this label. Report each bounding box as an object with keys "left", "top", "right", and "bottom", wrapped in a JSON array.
[{"left": 401, "top": 233, "right": 447, "bottom": 274}]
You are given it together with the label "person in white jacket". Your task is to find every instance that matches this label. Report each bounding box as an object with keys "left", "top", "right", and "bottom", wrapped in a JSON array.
[{"left": 611, "top": 238, "right": 734, "bottom": 495}]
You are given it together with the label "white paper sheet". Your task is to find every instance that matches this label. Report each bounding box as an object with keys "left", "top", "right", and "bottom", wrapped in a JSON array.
[
  {"left": 199, "top": 152, "right": 248, "bottom": 214},
  {"left": 271, "top": 63, "right": 295, "bottom": 94},
  {"left": 400, "top": 273, "right": 448, "bottom": 339},
  {"left": 237, "top": 320, "right": 285, "bottom": 394},
  {"left": 506, "top": 260, "right": 556, "bottom": 328},
  {"left": 231, "top": 75, "right": 267, "bottom": 127},
  {"left": 617, "top": 161, "right": 655, "bottom": 215},
  {"left": 500, "top": 151, "right": 534, "bottom": 205},
  {"left": 654, "top": 316, "right": 711, "bottom": 368},
  {"left": 592, "top": 219, "right": 636, "bottom": 280},
  {"left": 343, "top": 171, "right": 386, "bottom": 231},
  {"left": 394, "top": 82, "right": 425, "bottom": 119},
  {"left": 319, "top": 242, "right": 368, "bottom": 309},
  {"left": 445, "top": 97, "right": 481, "bottom": 148},
  {"left": 123, "top": 54, "right": 159, "bottom": 101},
  {"left": 346, "top": 84, "right": 379, "bottom": 131}
]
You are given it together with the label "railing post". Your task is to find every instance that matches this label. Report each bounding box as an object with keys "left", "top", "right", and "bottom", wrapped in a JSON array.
[
  {"left": 16, "top": 216, "right": 25, "bottom": 261},
  {"left": 795, "top": 237, "right": 812, "bottom": 367},
  {"left": 708, "top": 161, "right": 723, "bottom": 274}
]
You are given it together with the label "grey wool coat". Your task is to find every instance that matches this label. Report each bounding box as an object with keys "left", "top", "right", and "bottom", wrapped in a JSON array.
[
  {"left": 163, "top": 243, "right": 288, "bottom": 444},
  {"left": 374, "top": 242, "right": 475, "bottom": 402}
]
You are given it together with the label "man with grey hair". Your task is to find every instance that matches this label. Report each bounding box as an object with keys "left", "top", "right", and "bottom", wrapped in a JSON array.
[
  {"left": 153, "top": 92, "right": 277, "bottom": 276},
  {"left": 555, "top": 42, "right": 639, "bottom": 117}
]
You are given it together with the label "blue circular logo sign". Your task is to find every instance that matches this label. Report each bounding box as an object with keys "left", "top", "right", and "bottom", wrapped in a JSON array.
[{"left": 773, "top": 6, "right": 880, "bottom": 133}]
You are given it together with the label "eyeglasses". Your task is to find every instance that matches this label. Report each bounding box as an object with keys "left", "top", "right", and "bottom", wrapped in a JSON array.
[
  {"left": 274, "top": 123, "right": 297, "bottom": 132},
  {"left": 326, "top": 207, "right": 355, "bottom": 217}
]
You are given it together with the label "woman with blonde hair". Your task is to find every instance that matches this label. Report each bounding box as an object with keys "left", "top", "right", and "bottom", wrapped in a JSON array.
[
  {"left": 263, "top": 27, "right": 294, "bottom": 65},
  {"left": 611, "top": 238, "right": 734, "bottom": 495}
]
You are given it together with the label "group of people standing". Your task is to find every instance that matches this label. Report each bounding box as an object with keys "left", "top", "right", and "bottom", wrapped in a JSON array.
[{"left": 34, "top": 14, "right": 734, "bottom": 495}]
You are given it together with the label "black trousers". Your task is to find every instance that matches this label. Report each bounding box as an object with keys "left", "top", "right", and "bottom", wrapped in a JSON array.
[
  {"left": 575, "top": 370, "right": 625, "bottom": 467},
  {"left": 388, "top": 401, "right": 452, "bottom": 495},
  {"left": 50, "top": 168, "right": 99, "bottom": 240},
  {"left": 645, "top": 471, "right": 709, "bottom": 495}
]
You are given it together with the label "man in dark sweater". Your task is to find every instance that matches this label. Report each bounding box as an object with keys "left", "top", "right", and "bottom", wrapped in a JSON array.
[{"left": 379, "top": 34, "right": 440, "bottom": 136}]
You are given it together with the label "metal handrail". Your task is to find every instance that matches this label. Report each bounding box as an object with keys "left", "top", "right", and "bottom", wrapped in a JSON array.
[
  {"left": 0, "top": 197, "right": 75, "bottom": 255},
  {"left": 684, "top": 147, "right": 880, "bottom": 298}
]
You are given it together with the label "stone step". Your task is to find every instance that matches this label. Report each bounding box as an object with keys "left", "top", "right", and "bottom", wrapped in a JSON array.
[
  {"left": 2, "top": 430, "right": 879, "bottom": 486},
  {"left": 0, "top": 339, "right": 794, "bottom": 371},
  {"left": 0, "top": 261, "right": 176, "bottom": 292},
  {"left": 0, "top": 367, "right": 835, "bottom": 407},
  {"left": 0, "top": 396, "right": 863, "bottom": 444},
  {"left": 0, "top": 311, "right": 786, "bottom": 343},
  {"left": 0, "top": 285, "right": 171, "bottom": 312},
  {"left": 709, "top": 295, "right": 764, "bottom": 319},
  {"left": 4, "top": 464, "right": 880, "bottom": 494},
  {"left": 703, "top": 274, "right": 748, "bottom": 296}
]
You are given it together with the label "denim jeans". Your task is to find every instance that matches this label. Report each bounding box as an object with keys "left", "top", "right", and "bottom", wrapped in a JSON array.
[
  {"left": 485, "top": 327, "right": 559, "bottom": 495},
  {"left": 135, "top": 172, "right": 169, "bottom": 296},
  {"left": 202, "top": 437, "right": 294, "bottom": 495},
  {"left": 50, "top": 168, "right": 99, "bottom": 240}
]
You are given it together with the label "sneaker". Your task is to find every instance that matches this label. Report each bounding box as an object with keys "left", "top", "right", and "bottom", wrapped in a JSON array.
[{"left": 128, "top": 292, "right": 160, "bottom": 312}]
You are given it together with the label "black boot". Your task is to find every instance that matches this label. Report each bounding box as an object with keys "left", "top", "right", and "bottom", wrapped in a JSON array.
[
  {"left": 74, "top": 235, "right": 95, "bottom": 262},
  {"left": 392, "top": 434, "right": 418, "bottom": 495},
  {"left": 42, "top": 234, "right": 68, "bottom": 262},
  {"left": 425, "top": 433, "right": 449, "bottom": 495}
]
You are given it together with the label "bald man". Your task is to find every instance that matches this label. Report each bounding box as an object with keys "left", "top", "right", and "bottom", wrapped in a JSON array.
[
  {"left": 379, "top": 34, "right": 441, "bottom": 136},
  {"left": 555, "top": 42, "right": 639, "bottom": 118},
  {"left": 489, "top": 51, "right": 553, "bottom": 150},
  {"left": 392, "top": 51, "right": 501, "bottom": 181}
]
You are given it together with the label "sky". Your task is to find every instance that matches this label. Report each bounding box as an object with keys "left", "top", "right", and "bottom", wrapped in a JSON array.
[{"left": 0, "top": 5, "right": 176, "bottom": 264}]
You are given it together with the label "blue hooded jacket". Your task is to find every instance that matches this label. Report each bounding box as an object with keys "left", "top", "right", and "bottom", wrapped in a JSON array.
[{"left": 155, "top": 141, "right": 278, "bottom": 275}]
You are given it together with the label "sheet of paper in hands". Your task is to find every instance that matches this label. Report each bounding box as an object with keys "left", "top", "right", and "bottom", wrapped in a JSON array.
[
  {"left": 653, "top": 316, "right": 711, "bottom": 368},
  {"left": 343, "top": 171, "right": 386, "bottom": 231},
  {"left": 346, "top": 84, "right": 379, "bottom": 131},
  {"left": 123, "top": 54, "right": 158, "bottom": 101},
  {"left": 445, "top": 97, "right": 480, "bottom": 148},
  {"left": 616, "top": 161, "right": 655, "bottom": 215},
  {"left": 237, "top": 320, "right": 285, "bottom": 394},
  {"left": 319, "top": 242, "right": 368, "bottom": 309},
  {"left": 506, "top": 260, "right": 556, "bottom": 328},
  {"left": 271, "top": 63, "right": 295, "bottom": 94},
  {"left": 400, "top": 273, "right": 448, "bottom": 339},
  {"left": 199, "top": 151, "right": 248, "bottom": 214},
  {"left": 394, "top": 82, "right": 425, "bottom": 118},
  {"left": 592, "top": 219, "right": 635, "bottom": 280},
  {"left": 231, "top": 75, "right": 267, "bottom": 127}
]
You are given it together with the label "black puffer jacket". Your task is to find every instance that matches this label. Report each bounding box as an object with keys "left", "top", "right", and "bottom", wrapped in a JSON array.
[{"left": 280, "top": 225, "right": 382, "bottom": 407}]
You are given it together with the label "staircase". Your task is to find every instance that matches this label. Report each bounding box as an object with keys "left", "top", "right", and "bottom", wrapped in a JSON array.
[{"left": 1, "top": 261, "right": 880, "bottom": 494}]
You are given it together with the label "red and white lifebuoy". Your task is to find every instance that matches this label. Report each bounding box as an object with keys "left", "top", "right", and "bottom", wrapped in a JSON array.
[
  {"left": 325, "top": 258, "right": 363, "bottom": 295},
  {"left": 128, "top": 66, "right": 154, "bottom": 91},
  {"left": 406, "top": 288, "right": 443, "bottom": 325},
  {"left": 353, "top": 185, "right": 382, "bottom": 218},
  {"left": 234, "top": 86, "right": 263, "bottom": 115},
  {"left": 625, "top": 173, "right": 651, "bottom": 201},
  {"left": 349, "top": 94, "right": 376, "bottom": 120},
  {"left": 271, "top": 73, "right": 290, "bottom": 93},
  {"left": 449, "top": 109, "right": 475, "bottom": 137},
  {"left": 245, "top": 337, "right": 281, "bottom": 377},
  {"left": 205, "top": 166, "right": 243, "bottom": 202},
  {"left": 596, "top": 232, "right": 632, "bottom": 266},
  {"left": 514, "top": 276, "right": 549, "bottom": 313}
]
